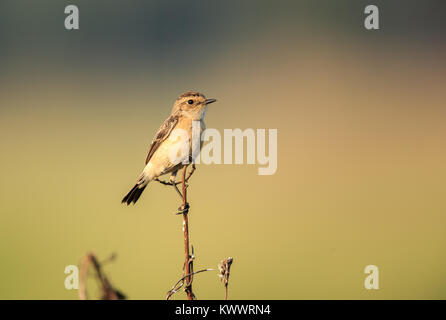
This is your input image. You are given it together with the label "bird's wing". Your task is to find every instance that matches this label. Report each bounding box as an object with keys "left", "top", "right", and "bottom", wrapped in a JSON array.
[{"left": 145, "top": 113, "right": 179, "bottom": 164}]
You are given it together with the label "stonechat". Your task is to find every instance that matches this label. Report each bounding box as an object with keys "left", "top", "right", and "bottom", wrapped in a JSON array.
[{"left": 122, "top": 91, "right": 217, "bottom": 205}]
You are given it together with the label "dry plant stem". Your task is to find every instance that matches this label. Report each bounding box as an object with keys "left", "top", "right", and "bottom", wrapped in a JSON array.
[
  {"left": 79, "top": 253, "right": 122, "bottom": 300},
  {"left": 79, "top": 254, "right": 90, "bottom": 300},
  {"left": 218, "top": 257, "right": 233, "bottom": 300},
  {"left": 181, "top": 165, "right": 194, "bottom": 300},
  {"left": 166, "top": 268, "right": 213, "bottom": 300}
]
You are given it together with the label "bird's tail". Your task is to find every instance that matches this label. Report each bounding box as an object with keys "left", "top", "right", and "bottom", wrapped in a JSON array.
[{"left": 122, "top": 173, "right": 149, "bottom": 205}]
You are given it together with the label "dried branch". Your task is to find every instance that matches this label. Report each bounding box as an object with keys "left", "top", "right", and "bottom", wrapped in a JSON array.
[
  {"left": 180, "top": 165, "right": 195, "bottom": 300},
  {"left": 161, "top": 164, "right": 207, "bottom": 300},
  {"left": 158, "top": 163, "right": 234, "bottom": 301},
  {"left": 78, "top": 252, "right": 125, "bottom": 300},
  {"left": 166, "top": 268, "right": 213, "bottom": 300},
  {"left": 218, "top": 257, "right": 234, "bottom": 300}
]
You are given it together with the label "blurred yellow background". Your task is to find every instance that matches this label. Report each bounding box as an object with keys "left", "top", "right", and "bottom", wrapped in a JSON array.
[{"left": 1, "top": 0, "right": 445, "bottom": 299}]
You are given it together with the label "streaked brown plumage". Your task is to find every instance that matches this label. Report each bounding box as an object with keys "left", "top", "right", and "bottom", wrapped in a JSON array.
[{"left": 122, "top": 91, "right": 217, "bottom": 205}]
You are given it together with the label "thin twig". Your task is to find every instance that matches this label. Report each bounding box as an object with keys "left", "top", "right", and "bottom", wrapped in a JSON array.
[
  {"left": 78, "top": 252, "right": 125, "bottom": 300},
  {"left": 180, "top": 165, "right": 194, "bottom": 300},
  {"left": 166, "top": 268, "right": 213, "bottom": 300},
  {"left": 161, "top": 163, "right": 219, "bottom": 300}
]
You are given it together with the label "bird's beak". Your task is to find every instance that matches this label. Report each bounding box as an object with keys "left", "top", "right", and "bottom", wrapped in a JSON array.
[{"left": 205, "top": 98, "right": 217, "bottom": 105}]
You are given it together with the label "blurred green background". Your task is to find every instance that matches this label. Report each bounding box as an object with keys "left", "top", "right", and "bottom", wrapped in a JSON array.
[{"left": 1, "top": 0, "right": 446, "bottom": 299}]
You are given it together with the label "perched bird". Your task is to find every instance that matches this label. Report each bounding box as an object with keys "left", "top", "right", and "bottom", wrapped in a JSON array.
[{"left": 122, "top": 91, "right": 217, "bottom": 205}]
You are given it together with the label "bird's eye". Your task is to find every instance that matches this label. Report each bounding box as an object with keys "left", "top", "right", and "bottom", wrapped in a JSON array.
[{"left": 188, "top": 99, "right": 194, "bottom": 105}]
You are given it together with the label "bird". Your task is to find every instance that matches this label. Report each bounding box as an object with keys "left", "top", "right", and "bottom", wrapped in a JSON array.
[{"left": 122, "top": 91, "right": 217, "bottom": 205}]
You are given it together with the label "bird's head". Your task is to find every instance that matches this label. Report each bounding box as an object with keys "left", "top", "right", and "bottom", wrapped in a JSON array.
[{"left": 172, "top": 91, "right": 217, "bottom": 120}]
